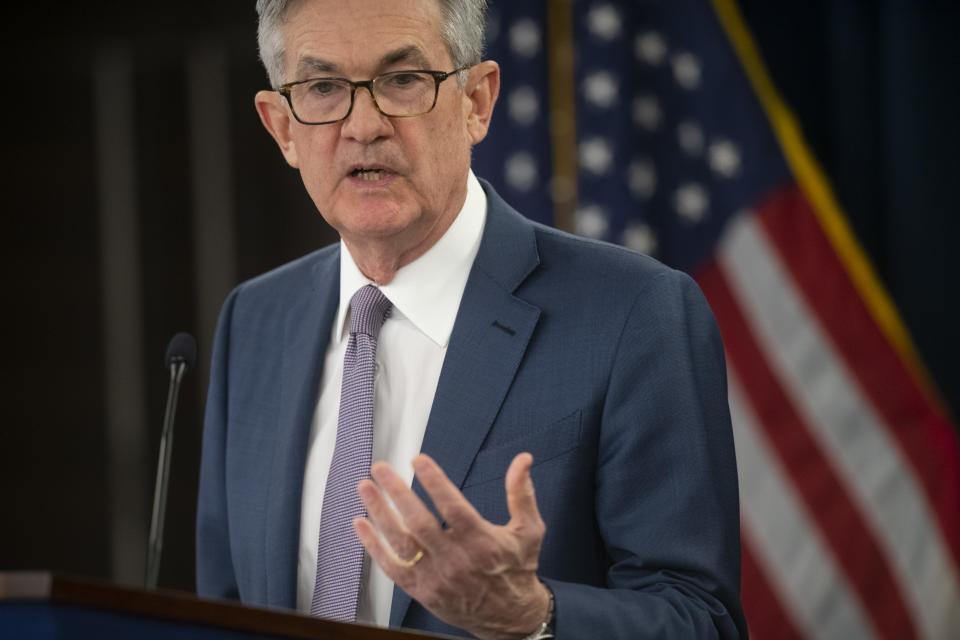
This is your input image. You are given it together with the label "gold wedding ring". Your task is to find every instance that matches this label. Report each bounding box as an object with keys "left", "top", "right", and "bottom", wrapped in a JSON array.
[{"left": 397, "top": 548, "right": 425, "bottom": 568}]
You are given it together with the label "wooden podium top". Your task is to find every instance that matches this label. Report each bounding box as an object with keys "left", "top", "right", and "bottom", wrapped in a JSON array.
[{"left": 0, "top": 571, "right": 459, "bottom": 640}]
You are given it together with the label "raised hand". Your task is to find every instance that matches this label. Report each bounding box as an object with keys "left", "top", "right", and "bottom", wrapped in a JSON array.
[{"left": 353, "top": 452, "right": 551, "bottom": 640}]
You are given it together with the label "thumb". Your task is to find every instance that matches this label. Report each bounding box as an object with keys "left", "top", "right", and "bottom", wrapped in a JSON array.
[{"left": 505, "top": 453, "right": 544, "bottom": 534}]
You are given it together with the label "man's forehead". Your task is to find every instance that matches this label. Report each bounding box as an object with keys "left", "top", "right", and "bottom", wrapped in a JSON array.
[{"left": 283, "top": 0, "right": 448, "bottom": 78}]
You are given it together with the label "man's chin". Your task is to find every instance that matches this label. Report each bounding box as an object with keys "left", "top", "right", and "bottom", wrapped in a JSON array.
[{"left": 334, "top": 208, "right": 419, "bottom": 243}]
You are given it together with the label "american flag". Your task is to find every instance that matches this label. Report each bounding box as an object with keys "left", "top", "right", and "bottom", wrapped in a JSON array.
[{"left": 472, "top": 1, "right": 960, "bottom": 638}]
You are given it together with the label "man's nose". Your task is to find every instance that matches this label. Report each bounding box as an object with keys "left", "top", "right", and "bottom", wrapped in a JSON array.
[{"left": 341, "top": 87, "right": 392, "bottom": 142}]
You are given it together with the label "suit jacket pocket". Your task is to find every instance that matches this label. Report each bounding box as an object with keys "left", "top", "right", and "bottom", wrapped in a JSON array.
[{"left": 462, "top": 409, "right": 582, "bottom": 489}]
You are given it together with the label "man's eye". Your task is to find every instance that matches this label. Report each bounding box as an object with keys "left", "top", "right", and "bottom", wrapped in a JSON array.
[
  {"left": 384, "top": 73, "right": 427, "bottom": 89},
  {"left": 307, "top": 80, "right": 343, "bottom": 95}
]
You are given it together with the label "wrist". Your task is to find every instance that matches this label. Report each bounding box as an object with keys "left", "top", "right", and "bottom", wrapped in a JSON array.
[{"left": 517, "top": 581, "right": 555, "bottom": 640}]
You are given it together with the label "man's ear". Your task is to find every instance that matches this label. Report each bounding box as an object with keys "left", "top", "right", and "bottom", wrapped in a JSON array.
[
  {"left": 464, "top": 61, "right": 500, "bottom": 145},
  {"left": 255, "top": 90, "right": 300, "bottom": 168}
]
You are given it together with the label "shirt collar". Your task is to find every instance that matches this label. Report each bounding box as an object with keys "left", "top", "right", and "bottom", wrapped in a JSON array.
[{"left": 335, "top": 170, "right": 487, "bottom": 346}]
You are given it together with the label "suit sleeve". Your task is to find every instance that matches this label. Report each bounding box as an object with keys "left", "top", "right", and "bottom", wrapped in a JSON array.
[
  {"left": 196, "top": 286, "right": 241, "bottom": 600},
  {"left": 544, "top": 269, "right": 747, "bottom": 639}
]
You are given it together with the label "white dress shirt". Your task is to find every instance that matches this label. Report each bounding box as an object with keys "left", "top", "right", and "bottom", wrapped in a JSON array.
[{"left": 296, "top": 171, "right": 487, "bottom": 625}]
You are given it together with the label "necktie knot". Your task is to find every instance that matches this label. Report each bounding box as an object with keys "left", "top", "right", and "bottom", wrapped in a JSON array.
[{"left": 349, "top": 285, "right": 392, "bottom": 337}]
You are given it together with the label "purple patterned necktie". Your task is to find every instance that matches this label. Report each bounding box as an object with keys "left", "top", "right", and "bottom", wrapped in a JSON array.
[{"left": 311, "top": 285, "right": 392, "bottom": 621}]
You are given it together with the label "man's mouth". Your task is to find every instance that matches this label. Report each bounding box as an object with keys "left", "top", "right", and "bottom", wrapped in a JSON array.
[{"left": 350, "top": 167, "right": 391, "bottom": 181}]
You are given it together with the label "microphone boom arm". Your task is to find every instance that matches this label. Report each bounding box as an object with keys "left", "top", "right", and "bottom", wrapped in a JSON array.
[{"left": 145, "top": 357, "right": 188, "bottom": 590}]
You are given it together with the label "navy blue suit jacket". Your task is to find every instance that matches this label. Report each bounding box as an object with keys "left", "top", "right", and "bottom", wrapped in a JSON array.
[{"left": 196, "top": 181, "right": 747, "bottom": 638}]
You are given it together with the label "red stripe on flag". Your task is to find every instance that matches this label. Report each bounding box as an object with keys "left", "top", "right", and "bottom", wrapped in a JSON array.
[
  {"left": 740, "top": 533, "right": 805, "bottom": 640},
  {"left": 698, "top": 257, "right": 918, "bottom": 640},
  {"left": 756, "top": 183, "right": 960, "bottom": 567}
]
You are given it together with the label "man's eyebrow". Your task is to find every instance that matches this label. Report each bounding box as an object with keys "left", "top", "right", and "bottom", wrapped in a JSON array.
[
  {"left": 379, "top": 45, "right": 432, "bottom": 69},
  {"left": 295, "top": 56, "right": 341, "bottom": 78},
  {"left": 293, "top": 46, "right": 433, "bottom": 81}
]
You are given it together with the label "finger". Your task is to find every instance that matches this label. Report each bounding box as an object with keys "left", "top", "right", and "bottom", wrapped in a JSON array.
[
  {"left": 353, "top": 516, "right": 420, "bottom": 583},
  {"left": 370, "top": 460, "right": 445, "bottom": 548},
  {"left": 505, "top": 453, "right": 544, "bottom": 534},
  {"left": 357, "top": 478, "right": 423, "bottom": 561},
  {"left": 411, "top": 453, "right": 484, "bottom": 533}
]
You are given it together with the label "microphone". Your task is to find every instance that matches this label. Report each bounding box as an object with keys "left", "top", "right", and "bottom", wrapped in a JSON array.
[{"left": 145, "top": 332, "right": 198, "bottom": 589}]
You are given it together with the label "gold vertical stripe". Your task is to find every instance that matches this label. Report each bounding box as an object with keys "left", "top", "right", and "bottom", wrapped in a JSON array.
[
  {"left": 547, "top": 0, "right": 577, "bottom": 233},
  {"left": 709, "top": 0, "right": 947, "bottom": 412}
]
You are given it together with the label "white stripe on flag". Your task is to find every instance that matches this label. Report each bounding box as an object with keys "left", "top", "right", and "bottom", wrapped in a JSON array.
[
  {"left": 719, "top": 213, "right": 960, "bottom": 640},
  {"left": 728, "top": 371, "right": 876, "bottom": 640}
]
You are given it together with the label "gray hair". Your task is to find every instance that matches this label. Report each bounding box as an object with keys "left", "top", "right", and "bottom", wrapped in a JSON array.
[{"left": 255, "top": 0, "right": 488, "bottom": 88}]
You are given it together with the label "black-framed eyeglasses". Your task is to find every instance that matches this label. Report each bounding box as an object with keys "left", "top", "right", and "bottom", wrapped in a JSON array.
[{"left": 277, "top": 67, "right": 469, "bottom": 125}]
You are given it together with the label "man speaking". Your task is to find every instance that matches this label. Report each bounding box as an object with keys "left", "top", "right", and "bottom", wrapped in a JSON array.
[{"left": 196, "top": 1, "right": 747, "bottom": 638}]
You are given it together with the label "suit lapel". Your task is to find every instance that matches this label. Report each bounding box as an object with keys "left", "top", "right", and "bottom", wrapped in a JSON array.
[
  {"left": 265, "top": 248, "right": 341, "bottom": 608},
  {"left": 390, "top": 182, "right": 542, "bottom": 628}
]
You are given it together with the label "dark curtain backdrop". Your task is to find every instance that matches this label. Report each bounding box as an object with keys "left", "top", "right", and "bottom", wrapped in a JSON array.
[
  {"left": 1, "top": 1, "right": 956, "bottom": 594},
  {"left": 738, "top": 0, "right": 959, "bottom": 423}
]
